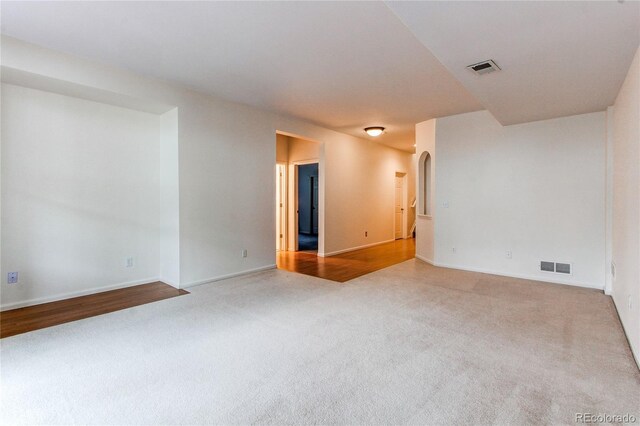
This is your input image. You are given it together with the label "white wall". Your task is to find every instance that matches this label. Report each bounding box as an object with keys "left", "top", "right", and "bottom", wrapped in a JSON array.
[
  {"left": 157, "top": 108, "right": 180, "bottom": 286},
  {"left": 275, "top": 133, "right": 289, "bottom": 164},
  {"left": 1, "top": 36, "right": 414, "bottom": 306},
  {"left": 1, "top": 84, "right": 179, "bottom": 309},
  {"left": 420, "top": 110, "right": 606, "bottom": 289},
  {"left": 611, "top": 45, "right": 640, "bottom": 362},
  {"left": 287, "top": 135, "right": 321, "bottom": 163},
  {"left": 415, "top": 119, "right": 436, "bottom": 263}
]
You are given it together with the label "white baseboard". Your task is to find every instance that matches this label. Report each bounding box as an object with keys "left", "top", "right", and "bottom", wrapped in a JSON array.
[
  {"left": 180, "top": 264, "right": 277, "bottom": 289},
  {"left": 160, "top": 277, "right": 180, "bottom": 289},
  {"left": 319, "top": 239, "right": 396, "bottom": 257},
  {"left": 413, "top": 255, "right": 602, "bottom": 290},
  {"left": 610, "top": 296, "right": 640, "bottom": 371},
  {"left": 415, "top": 254, "right": 434, "bottom": 265},
  {"left": 0, "top": 277, "right": 162, "bottom": 311},
  {"left": 433, "top": 261, "right": 604, "bottom": 291}
]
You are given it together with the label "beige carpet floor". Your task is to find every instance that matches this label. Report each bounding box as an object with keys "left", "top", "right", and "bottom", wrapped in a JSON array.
[{"left": 1, "top": 259, "right": 639, "bottom": 425}]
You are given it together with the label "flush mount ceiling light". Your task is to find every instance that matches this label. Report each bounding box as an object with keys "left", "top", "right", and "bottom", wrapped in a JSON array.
[{"left": 364, "top": 126, "right": 385, "bottom": 137}]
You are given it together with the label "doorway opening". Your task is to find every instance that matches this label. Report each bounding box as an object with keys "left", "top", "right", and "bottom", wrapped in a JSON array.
[
  {"left": 275, "top": 131, "right": 323, "bottom": 255},
  {"left": 394, "top": 172, "right": 407, "bottom": 239},
  {"left": 297, "top": 163, "right": 319, "bottom": 251}
]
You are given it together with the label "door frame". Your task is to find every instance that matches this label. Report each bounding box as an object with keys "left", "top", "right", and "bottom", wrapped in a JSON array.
[
  {"left": 394, "top": 171, "right": 408, "bottom": 239},
  {"left": 276, "top": 129, "right": 325, "bottom": 255},
  {"left": 276, "top": 162, "right": 288, "bottom": 251},
  {"left": 290, "top": 159, "right": 319, "bottom": 252}
]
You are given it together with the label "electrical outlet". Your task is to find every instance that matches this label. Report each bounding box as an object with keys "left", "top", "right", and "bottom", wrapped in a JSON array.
[
  {"left": 443, "top": 201, "right": 449, "bottom": 208},
  {"left": 242, "top": 249, "right": 248, "bottom": 258},
  {"left": 7, "top": 272, "right": 18, "bottom": 284},
  {"left": 125, "top": 257, "right": 134, "bottom": 268},
  {"left": 506, "top": 250, "right": 512, "bottom": 259},
  {"left": 452, "top": 247, "right": 456, "bottom": 253},
  {"left": 365, "top": 231, "right": 368, "bottom": 237}
]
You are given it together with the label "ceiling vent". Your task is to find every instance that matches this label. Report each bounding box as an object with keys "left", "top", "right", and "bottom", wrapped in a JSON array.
[{"left": 467, "top": 59, "right": 501, "bottom": 75}]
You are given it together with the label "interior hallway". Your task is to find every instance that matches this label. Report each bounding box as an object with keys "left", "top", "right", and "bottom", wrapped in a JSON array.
[{"left": 277, "top": 238, "right": 415, "bottom": 282}]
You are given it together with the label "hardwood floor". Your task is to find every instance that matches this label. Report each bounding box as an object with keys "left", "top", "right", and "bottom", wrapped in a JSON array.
[
  {"left": 277, "top": 238, "right": 415, "bottom": 282},
  {"left": 1, "top": 282, "right": 188, "bottom": 338}
]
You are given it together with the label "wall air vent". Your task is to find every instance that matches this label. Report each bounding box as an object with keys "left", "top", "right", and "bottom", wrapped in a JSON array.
[
  {"left": 467, "top": 59, "right": 501, "bottom": 75},
  {"left": 555, "top": 263, "right": 571, "bottom": 274},
  {"left": 540, "top": 261, "right": 555, "bottom": 272},
  {"left": 540, "top": 261, "right": 572, "bottom": 275}
]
